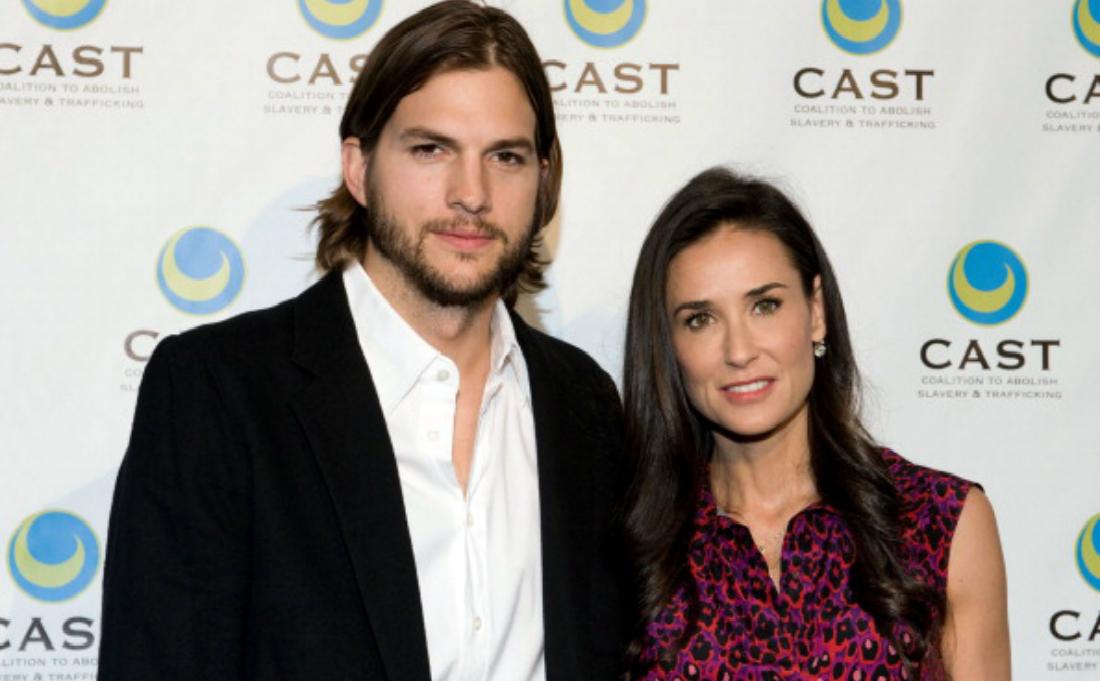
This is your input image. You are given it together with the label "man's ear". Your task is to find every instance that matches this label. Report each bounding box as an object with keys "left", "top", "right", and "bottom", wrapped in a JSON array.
[{"left": 341, "top": 137, "right": 368, "bottom": 206}]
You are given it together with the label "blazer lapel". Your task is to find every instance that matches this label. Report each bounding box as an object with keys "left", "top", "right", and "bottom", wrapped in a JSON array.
[
  {"left": 516, "top": 319, "right": 595, "bottom": 681},
  {"left": 289, "top": 272, "right": 431, "bottom": 681}
]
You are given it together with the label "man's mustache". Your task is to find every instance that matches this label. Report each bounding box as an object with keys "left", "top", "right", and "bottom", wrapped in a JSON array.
[{"left": 423, "top": 218, "right": 509, "bottom": 244}]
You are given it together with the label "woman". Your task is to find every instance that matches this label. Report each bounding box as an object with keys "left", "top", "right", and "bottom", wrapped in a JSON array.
[{"left": 623, "top": 168, "right": 1009, "bottom": 679}]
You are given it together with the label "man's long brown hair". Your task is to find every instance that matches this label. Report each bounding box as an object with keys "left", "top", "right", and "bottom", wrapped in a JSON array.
[{"left": 312, "top": 0, "right": 561, "bottom": 306}]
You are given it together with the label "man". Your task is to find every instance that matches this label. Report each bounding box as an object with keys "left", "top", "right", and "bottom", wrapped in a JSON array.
[{"left": 97, "top": 2, "right": 631, "bottom": 680}]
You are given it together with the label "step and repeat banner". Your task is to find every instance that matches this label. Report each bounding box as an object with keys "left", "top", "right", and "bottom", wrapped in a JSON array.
[{"left": 2, "top": 1, "right": 1099, "bottom": 678}]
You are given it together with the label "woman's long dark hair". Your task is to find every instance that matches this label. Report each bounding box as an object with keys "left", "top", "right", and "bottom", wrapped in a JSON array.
[{"left": 623, "top": 167, "right": 940, "bottom": 668}]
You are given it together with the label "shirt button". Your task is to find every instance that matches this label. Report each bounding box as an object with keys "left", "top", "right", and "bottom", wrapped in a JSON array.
[
  {"left": 427, "top": 430, "right": 439, "bottom": 441},
  {"left": 466, "top": 513, "right": 474, "bottom": 528},
  {"left": 436, "top": 369, "right": 450, "bottom": 382},
  {"left": 473, "top": 616, "right": 482, "bottom": 631}
]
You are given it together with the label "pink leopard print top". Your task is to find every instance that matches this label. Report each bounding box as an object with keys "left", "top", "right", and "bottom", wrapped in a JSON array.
[{"left": 635, "top": 450, "right": 972, "bottom": 681}]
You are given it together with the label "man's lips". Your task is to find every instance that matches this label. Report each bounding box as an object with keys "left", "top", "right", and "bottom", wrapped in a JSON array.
[
  {"left": 430, "top": 228, "right": 497, "bottom": 251},
  {"left": 427, "top": 219, "right": 506, "bottom": 252}
]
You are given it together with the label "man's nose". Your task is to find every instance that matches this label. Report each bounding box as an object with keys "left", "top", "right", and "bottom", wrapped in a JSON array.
[{"left": 446, "top": 156, "right": 490, "bottom": 216}]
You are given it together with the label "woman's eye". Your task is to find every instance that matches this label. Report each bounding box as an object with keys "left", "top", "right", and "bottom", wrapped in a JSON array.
[
  {"left": 683, "top": 312, "right": 712, "bottom": 330},
  {"left": 752, "top": 298, "right": 781, "bottom": 316}
]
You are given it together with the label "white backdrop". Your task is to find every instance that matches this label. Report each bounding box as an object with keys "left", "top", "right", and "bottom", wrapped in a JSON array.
[{"left": 2, "top": 1, "right": 1099, "bottom": 677}]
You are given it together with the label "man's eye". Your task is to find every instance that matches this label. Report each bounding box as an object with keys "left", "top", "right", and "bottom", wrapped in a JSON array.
[
  {"left": 411, "top": 144, "right": 443, "bottom": 158},
  {"left": 494, "top": 150, "right": 526, "bottom": 166}
]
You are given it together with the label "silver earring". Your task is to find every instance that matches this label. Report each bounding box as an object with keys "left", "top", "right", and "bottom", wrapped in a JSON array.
[{"left": 813, "top": 341, "right": 827, "bottom": 358}]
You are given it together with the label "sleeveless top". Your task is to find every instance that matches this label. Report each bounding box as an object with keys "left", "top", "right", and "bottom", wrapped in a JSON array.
[{"left": 634, "top": 450, "right": 972, "bottom": 681}]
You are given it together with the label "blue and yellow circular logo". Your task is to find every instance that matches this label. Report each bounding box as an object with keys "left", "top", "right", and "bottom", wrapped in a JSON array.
[
  {"left": 1077, "top": 514, "right": 1100, "bottom": 592},
  {"left": 822, "top": 0, "right": 901, "bottom": 55},
  {"left": 1074, "top": 0, "right": 1100, "bottom": 57},
  {"left": 8, "top": 511, "right": 100, "bottom": 602},
  {"left": 947, "top": 241, "right": 1028, "bottom": 326},
  {"left": 299, "top": 0, "right": 382, "bottom": 40},
  {"left": 157, "top": 226, "right": 245, "bottom": 315},
  {"left": 21, "top": 0, "right": 107, "bottom": 30},
  {"left": 564, "top": 0, "right": 646, "bottom": 49}
]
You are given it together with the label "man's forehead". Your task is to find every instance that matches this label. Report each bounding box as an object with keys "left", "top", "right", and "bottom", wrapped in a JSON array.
[
  {"left": 385, "top": 66, "right": 538, "bottom": 142},
  {"left": 398, "top": 66, "right": 531, "bottom": 105}
]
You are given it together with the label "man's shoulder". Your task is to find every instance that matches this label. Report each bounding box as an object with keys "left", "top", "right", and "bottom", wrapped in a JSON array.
[
  {"left": 509, "top": 312, "right": 621, "bottom": 419},
  {"left": 160, "top": 296, "right": 297, "bottom": 365},
  {"left": 154, "top": 272, "right": 340, "bottom": 369},
  {"left": 510, "top": 312, "right": 612, "bottom": 384}
]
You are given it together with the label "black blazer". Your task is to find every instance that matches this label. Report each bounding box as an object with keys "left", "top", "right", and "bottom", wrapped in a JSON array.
[{"left": 98, "top": 271, "right": 632, "bottom": 680}]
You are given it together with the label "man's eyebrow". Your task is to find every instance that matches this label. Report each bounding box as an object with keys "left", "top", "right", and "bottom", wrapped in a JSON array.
[
  {"left": 486, "top": 137, "right": 535, "bottom": 154},
  {"left": 398, "top": 127, "right": 458, "bottom": 147},
  {"left": 398, "top": 127, "right": 535, "bottom": 154}
]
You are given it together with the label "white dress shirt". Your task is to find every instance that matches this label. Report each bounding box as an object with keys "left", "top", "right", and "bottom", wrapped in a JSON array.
[{"left": 343, "top": 264, "right": 546, "bottom": 681}]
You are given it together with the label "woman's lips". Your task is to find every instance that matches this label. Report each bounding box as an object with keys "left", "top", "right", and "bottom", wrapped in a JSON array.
[{"left": 720, "top": 378, "right": 774, "bottom": 401}]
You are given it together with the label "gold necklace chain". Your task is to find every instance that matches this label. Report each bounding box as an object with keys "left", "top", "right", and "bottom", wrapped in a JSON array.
[{"left": 717, "top": 506, "right": 789, "bottom": 556}]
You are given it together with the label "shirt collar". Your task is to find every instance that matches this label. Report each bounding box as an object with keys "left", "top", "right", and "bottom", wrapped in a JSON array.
[
  {"left": 342, "top": 263, "right": 530, "bottom": 414},
  {"left": 487, "top": 298, "right": 530, "bottom": 405},
  {"left": 696, "top": 474, "right": 840, "bottom": 538}
]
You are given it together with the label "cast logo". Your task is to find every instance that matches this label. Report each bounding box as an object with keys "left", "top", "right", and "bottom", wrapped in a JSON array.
[
  {"left": 822, "top": 0, "right": 901, "bottom": 55},
  {"left": 920, "top": 240, "right": 1056, "bottom": 372},
  {"left": 1075, "top": 0, "right": 1100, "bottom": 58},
  {"left": 1048, "top": 514, "right": 1100, "bottom": 645},
  {"left": 1077, "top": 514, "right": 1100, "bottom": 592},
  {"left": 299, "top": 0, "right": 382, "bottom": 40},
  {"left": 947, "top": 241, "right": 1028, "bottom": 326},
  {"left": 157, "top": 226, "right": 245, "bottom": 315},
  {"left": 20, "top": 0, "right": 106, "bottom": 30},
  {"left": 564, "top": 0, "right": 646, "bottom": 49},
  {"left": 8, "top": 511, "right": 100, "bottom": 602},
  {"left": 1044, "top": 2, "right": 1100, "bottom": 104}
]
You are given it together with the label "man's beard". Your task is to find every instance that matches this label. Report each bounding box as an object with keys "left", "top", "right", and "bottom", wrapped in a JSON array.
[{"left": 366, "top": 187, "right": 535, "bottom": 308}]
